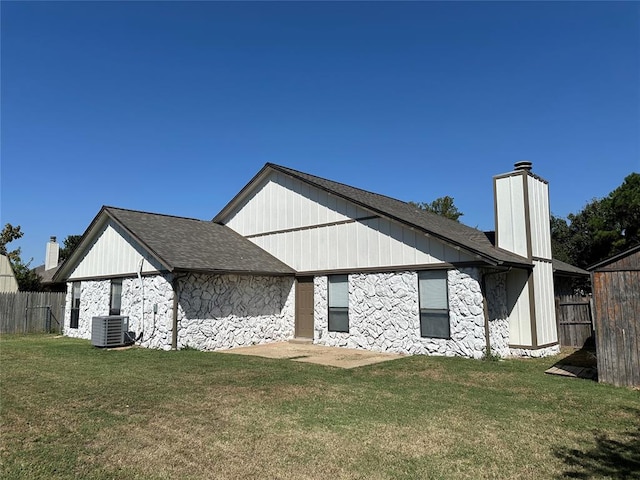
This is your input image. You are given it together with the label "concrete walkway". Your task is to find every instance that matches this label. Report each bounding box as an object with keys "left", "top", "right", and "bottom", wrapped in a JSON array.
[{"left": 218, "top": 341, "right": 404, "bottom": 369}]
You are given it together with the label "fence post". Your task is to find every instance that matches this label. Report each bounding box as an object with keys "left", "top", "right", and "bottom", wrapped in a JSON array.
[
  {"left": 46, "top": 306, "right": 51, "bottom": 333},
  {"left": 24, "top": 294, "right": 29, "bottom": 334}
]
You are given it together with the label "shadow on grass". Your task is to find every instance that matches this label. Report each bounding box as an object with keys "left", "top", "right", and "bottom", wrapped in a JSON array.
[
  {"left": 554, "top": 410, "right": 640, "bottom": 479},
  {"left": 548, "top": 347, "right": 598, "bottom": 381}
]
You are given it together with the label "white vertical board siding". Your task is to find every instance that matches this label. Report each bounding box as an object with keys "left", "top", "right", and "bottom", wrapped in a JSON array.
[
  {"left": 225, "top": 172, "right": 367, "bottom": 236},
  {"left": 533, "top": 260, "right": 558, "bottom": 345},
  {"left": 68, "top": 221, "right": 163, "bottom": 280},
  {"left": 495, "top": 175, "right": 528, "bottom": 257},
  {"left": 250, "top": 216, "right": 473, "bottom": 272},
  {"left": 527, "top": 176, "right": 552, "bottom": 259},
  {"left": 225, "top": 171, "right": 473, "bottom": 271},
  {"left": 506, "top": 269, "right": 533, "bottom": 346}
]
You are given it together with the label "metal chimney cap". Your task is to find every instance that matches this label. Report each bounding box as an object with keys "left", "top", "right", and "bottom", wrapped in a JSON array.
[
  {"left": 50, "top": 236, "right": 57, "bottom": 243},
  {"left": 514, "top": 161, "right": 533, "bottom": 172}
]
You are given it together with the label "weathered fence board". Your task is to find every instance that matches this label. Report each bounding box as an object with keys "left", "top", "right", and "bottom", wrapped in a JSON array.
[
  {"left": 592, "top": 269, "right": 640, "bottom": 388},
  {"left": 0, "top": 292, "right": 66, "bottom": 334},
  {"left": 555, "top": 294, "right": 593, "bottom": 348}
]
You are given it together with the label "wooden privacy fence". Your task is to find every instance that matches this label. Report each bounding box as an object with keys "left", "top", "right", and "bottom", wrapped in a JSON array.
[
  {"left": 555, "top": 294, "right": 594, "bottom": 348},
  {"left": 0, "top": 291, "right": 66, "bottom": 334}
]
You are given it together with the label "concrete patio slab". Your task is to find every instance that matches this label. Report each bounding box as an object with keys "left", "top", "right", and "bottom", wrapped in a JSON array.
[{"left": 218, "top": 341, "right": 404, "bottom": 369}]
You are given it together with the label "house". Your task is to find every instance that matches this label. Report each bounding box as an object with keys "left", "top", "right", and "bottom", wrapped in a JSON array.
[
  {"left": 0, "top": 254, "right": 19, "bottom": 292},
  {"left": 33, "top": 237, "right": 67, "bottom": 292},
  {"left": 588, "top": 245, "right": 640, "bottom": 387},
  {"left": 54, "top": 161, "right": 564, "bottom": 358}
]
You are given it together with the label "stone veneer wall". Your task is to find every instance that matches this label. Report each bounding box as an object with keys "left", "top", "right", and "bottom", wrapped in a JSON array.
[
  {"left": 483, "top": 272, "right": 511, "bottom": 358},
  {"left": 313, "top": 268, "right": 490, "bottom": 359},
  {"left": 63, "top": 280, "right": 111, "bottom": 340},
  {"left": 509, "top": 344, "right": 560, "bottom": 358},
  {"left": 120, "top": 274, "right": 174, "bottom": 350},
  {"left": 176, "top": 273, "right": 295, "bottom": 350},
  {"left": 64, "top": 273, "right": 295, "bottom": 351},
  {"left": 63, "top": 275, "right": 175, "bottom": 349}
]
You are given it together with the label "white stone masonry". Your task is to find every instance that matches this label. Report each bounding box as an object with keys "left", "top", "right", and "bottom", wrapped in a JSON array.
[
  {"left": 314, "top": 269, "right": 490, "bottom": 359},
  {"left": 176, "top": 273, "right": 295, "bottom": 350}
]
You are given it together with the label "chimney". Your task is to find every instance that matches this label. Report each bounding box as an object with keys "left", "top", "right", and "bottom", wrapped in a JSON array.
[
  {"left": 493, "top": 162, "right": 557, "bottom": 350},
  {"left": 45, "top": 236, "right": 59, "bottom": 271}
]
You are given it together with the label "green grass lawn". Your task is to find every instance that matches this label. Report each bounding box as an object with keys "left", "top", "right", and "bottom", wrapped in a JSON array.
[{"left": 1, "top": 335, "right": 638, "bottom": 479}]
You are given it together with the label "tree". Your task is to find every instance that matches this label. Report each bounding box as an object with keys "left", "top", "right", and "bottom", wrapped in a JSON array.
[
  {"left": 551, "top": 173, "right": 640, "bottom": 269},
  {"left": 0, "top": 223, "right": 41, "bottom": 291},
  {"left": 0, "top": 224, "right": 24, "bottom": 263},
  {"left": 59, "top": 235, "right": 82, "bottom": 263},
  {"left": 409, "top": 196, "right": 464, "bottom": 222}
]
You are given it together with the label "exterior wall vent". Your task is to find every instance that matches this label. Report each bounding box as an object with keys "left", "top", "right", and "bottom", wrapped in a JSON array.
[{"left": 91, "top": 316, "right": 128, "bottom": 347}]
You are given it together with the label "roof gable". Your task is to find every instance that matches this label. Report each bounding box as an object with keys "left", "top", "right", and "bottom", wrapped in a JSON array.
[
  {"left": 215, "top": 163, "right": 531, "bottom": 268},
  {"left": 54, "top": 207, "right": 294, "bottom": 281}
]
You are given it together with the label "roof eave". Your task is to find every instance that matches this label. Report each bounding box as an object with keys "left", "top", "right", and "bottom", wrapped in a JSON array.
[{"left": 172, "top": 267, "right": 295, "bottom": 276}]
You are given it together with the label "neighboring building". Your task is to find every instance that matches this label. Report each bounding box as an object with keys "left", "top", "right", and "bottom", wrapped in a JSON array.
[
  {"left": 33, "top": 237, "right": 66, "bottom": 292},
  {"left": 552, "top": 258, "right": 590, "bottom": 296},
  {"left": 54, "top": 162, "right": 566, "bottom": 358},
  {"left": 588, "top": 245, "right": 640, "bottom": 387},
  {"left": 0, "top": 254, "right": 19, "bottom": 292}
]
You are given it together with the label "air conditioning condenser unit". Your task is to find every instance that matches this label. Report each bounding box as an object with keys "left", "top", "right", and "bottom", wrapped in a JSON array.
[{"left": 91, "top": 316, "right": 128, "bottom": 348}]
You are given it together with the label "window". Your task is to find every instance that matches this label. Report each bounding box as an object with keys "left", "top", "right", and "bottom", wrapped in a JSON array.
[
  {"left": 418, "top": 271, "right": 450, "bottom": 339},
  {"left": 70, "top": 282, "right": 81, "bottom": 329},
  {"left": 328, "top": 275, "right": 349, "bottom": 332},
  {"left": 110, "top": 279, "right": 122, "bottom": 316}
]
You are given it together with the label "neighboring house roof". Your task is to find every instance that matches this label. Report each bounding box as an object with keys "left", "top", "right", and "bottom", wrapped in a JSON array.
[
  {"left": 215, "top": 163, "right": 532, "bottom": 268},
  {"left": 552, "top": 259, "right": 589, "bottom": 277},
  {"left": 0, "top": 254, "right": 19, "bottom": 292},
  {"left": 33, "top": 263, "right": 63, "bottom": 285},
  {"left": 54, "top": 207, "right": 295, "bottom": 281},
  {"left": 587, "top": 243, "right": 640, "bottom": 271}
]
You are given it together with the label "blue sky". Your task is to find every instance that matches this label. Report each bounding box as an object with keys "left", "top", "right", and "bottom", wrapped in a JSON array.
[{"left": 2, "top": 1, "right": 639, "bottom": 266}]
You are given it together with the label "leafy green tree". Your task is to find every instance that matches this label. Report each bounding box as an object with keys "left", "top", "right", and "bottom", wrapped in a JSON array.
[
  {"left": 551, "top": 172, "right": 640, "bottom": 269},
  {"left": 410, "top": 196, "right": 464, "bottom": 222},
  {"left": 59, "top": 235, "right": 82, "bottom": 263},
  {"left": 550, "top": 215, "right": 573, "bottom": 264},
  {"left": 0, "top": 224, "right": 24, "bottom": 263},
  {"left": 0, "top": 223, "right": 41, "bottom": 291}
]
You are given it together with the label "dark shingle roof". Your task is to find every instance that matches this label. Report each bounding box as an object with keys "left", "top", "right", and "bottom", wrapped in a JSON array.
[
  {"left": 552, "top": 259, "right": 589, "bottom": 277},
  {"left": 33, "top": 264, "right": 62, "bottom": 284},
  {"left": 104, "top": 207, "right": 294, "bottom": 275},
  {"left": 258, "top": 164, "right": 532, "bottom": 267}
]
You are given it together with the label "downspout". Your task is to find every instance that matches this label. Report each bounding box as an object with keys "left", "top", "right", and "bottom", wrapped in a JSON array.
[
  {"left": 137, "top": 258, "right": 145, "bottom": 343},
  {"left": 481, "top": 267, "right": 511, "bottom": 357},
  {"left": 171, "top": 273, "right": 188, "bottom": 350}
]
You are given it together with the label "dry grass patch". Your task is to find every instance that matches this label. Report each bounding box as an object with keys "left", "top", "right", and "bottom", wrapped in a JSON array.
[{"left": 2, "top": 335, "right": 638, "bottom": 480}]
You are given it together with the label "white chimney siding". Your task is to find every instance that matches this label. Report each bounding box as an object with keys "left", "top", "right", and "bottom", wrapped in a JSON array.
[
  {"left": 494, "top": 163, "right": 558, "bottom": 349},
  {"left": 45, "top": 236, "right": 60, "bottom": 271}
]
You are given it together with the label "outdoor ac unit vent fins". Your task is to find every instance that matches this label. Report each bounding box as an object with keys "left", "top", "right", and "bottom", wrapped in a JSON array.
[{"left": 91, "top": 316, "right": 128, "bottom": 348}]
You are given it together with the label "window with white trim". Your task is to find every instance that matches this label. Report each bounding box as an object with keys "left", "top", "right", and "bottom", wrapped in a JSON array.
[
  {"left": 418, "top": 270, "right": 450, "bottom": 339},
  {"left": 328, "top": 275, "right": 349, "bottom": 332}
]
